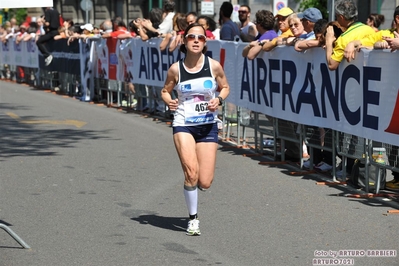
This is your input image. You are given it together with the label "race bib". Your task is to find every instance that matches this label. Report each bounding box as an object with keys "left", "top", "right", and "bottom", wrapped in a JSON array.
[{"left": 184, "top": 100, "right": 214, "bottom": 124}]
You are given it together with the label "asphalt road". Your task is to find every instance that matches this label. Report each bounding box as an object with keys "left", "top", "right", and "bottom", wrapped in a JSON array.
[{"left": 0, "top": 81, "right": 398, "bottom": 266}]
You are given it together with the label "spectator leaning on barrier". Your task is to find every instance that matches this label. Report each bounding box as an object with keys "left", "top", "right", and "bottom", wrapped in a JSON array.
[
  {"left": 219, "top": 1, "right": 241, "bottom": 41},
  {"left": 297, "top": 7, "right": 323, "bottom": 40},
  {"left": 242, "top": 10, "right": 277, "bottom": 60},
  {"left": 36, "top": 6, "right": 61, "bottom": 66},
  {"left": 325, "top": 0, "right": 375, "bottom": 70},
  {"left": 238, "top": 5, "right": 258, "bottom": 42},
  {"left": 161, "top": 23, "right": 230, "bottom": 236},
  {"left": 295, "top": 18, "right": 328, "bottom": 52},
  {"left": 285, "top": 13, "right": 307, "bottom": 45},
  {"left": 262, "top": 7, "right": 294, "bottom": 51},
  {"left": 345, "top": 6, "right": 399, "bottom": 61}
]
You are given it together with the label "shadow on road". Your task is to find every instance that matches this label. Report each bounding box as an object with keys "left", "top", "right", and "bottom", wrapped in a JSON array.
[{"left": 131, "top": 215, "right": 187, "bottom": 232}]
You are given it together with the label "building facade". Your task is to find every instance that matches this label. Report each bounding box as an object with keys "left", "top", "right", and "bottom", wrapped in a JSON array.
[{"left": 25, "top": 0, "right": 398, "bottom": 30}]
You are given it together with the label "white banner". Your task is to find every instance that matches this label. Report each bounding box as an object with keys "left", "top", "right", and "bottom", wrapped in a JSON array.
[
  {"left": 0, "top": 37, "right": 398, "bottom": 146},
  {"left": 0, "top": 0, "right": 53, "bottom": 8}
]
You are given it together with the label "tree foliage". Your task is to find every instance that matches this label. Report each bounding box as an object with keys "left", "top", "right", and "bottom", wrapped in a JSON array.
[
  {"left": 294, "top": 0, "right": 329, "bottom": 20},
  {"left": 8, "top": 9, "right": 28, "bottom": 24}
]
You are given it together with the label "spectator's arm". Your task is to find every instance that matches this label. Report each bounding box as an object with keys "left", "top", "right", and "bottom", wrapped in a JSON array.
[
  {"left": 117, "top": 33, "right": 133, "bottom": 39},
  {"left": 294, "top": 39, "right": 319, "bottom": 52},
  {"left": 325, "top": 26, "right": 340, "bottom": 70},
  {"left": 159, "top": 32, "right": 172, "bottom": 51}
]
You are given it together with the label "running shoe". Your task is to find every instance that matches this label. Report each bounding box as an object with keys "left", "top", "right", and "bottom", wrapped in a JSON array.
[
  {"left": 45, "top": 55, "right": 53, "bottom": 66},
  {"left": 186, "top": 218, "right": 201, "bottom": 236}
]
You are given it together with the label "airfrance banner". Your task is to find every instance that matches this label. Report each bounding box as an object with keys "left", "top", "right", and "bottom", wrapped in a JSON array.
[{"left": 1, "top": 37, "right": 399, "bottom": 146}]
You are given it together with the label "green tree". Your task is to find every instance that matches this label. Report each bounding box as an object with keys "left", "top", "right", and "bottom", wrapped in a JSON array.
[
  {"left": 8, "top": 8, "right": 28, "bottom": 24},
  {"left": 294, "top": 0, "right": 329, "bottom": 20}
]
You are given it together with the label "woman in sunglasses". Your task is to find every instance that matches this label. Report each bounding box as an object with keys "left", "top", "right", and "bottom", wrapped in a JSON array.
[{"left": 161, "top": 22, "right": 230, "bottom": 236}]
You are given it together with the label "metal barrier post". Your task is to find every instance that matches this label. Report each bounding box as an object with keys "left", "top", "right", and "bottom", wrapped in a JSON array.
[{"left": 0, "top": 223, "right": 30, "bottom": 249}]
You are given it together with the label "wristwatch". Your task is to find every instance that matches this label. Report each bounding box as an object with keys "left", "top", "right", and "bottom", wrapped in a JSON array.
[
  {"left": 217, "top": 96, "right": 224, "bottom": 106},
  {"left": 258, "top": 40, "right": 265, "bottom": 46}
]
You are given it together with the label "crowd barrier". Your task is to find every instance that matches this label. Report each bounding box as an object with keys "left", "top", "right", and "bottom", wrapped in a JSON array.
[{"left": 1, "top": 36, "right": 399, "bottom": 194}]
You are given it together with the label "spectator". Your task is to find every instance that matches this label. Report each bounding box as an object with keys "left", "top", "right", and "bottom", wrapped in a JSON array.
[
  {"left": 262, "top": 7, "right": 294, "bottom": 51},
  {"left": 238, "top": 5, "right": 257, "bottom": 42},
  {"left": 297, "top": 7, "right": 323, "bottom": 40},
  {"left": 345, "top": 6, "right": 399, "bottom": 60},
  {"left": 36, "top": 17, "right": 46, "bottom": 37},
  {"left": 197, "top": 15, "right": 216, "bottom": 40},
  {"left": 158, "top": 0, "right": 176, "bottom": 35},
  {"left": 219, "top": 1, "right": 241, "bottom": 41},
  {"left": 36, "top": 6, "right": 61, "bottom": 66},
  {"left": 295, "top": 19, "right": 328, "bottom": 52},
  {"left": 54, "top": 25, "right": 67, "bottom": 40},
  {"left": 285, "top": 13, "right": 307, "bottom": 45},
  {"left": 325, "top": 0, "right": 374, "bottom": 70},
  {"left": 242, "top": 10, "right": 277, "bottom": 59},
  {"left": 15, "top": 24, "right": 28, "bottom": 44},
  {"left": 133, "top": 18, "right": 159, "bottom": 41},
  {"left": 367, "top": 13, "right": 385, "bottom": 32},
  {"left": 168, "top": 13, "right": 188, "bottom": 52},
  {"left": 148, "top": 7, "right": 164, "bottom": 30},
  {"left": 186, "top": 12, "right": 197, "bottom": 25}
]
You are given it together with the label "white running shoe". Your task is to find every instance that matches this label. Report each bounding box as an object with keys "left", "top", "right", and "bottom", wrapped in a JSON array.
[
  {"left": 186, "top": 219, "right": 201, "bottom": 236},
  {"left": 315, "top": 162, "right": 333, "bottom": 172},
  {"left": 45, "top": 55, "right": 53, "bottom": 66}
]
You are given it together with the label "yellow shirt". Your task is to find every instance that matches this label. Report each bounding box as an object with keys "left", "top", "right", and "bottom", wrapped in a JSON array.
[
  {"left": 360, "top": 29, "right": 395, "bottom": 47},
  {"left": 271, "top": 29, "right": 293, "bottom": 45},
  {"left": 331, "top": 22, "right": 375, "bottom": 63}
]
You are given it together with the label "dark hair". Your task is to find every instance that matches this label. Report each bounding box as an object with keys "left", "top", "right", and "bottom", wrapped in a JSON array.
[
  {"left": 72, "top": 23, "right": 84, "bottom": 34},
  {"left": 319, "top": 21, "right": 344, "bottom": 47},
  {"left": 179, "top": 23, "right": 207, "bottom": 54},
  {"left": 174, "top": 13, "right": 188, "bottom": 32},
  {"left": 117, "top": 20, "right": 127, "bottom": 28},
  {"left": 240, "top": 5, "right": 251, "bottom": 13},
  {"left": 314, "top": 19, "right": 328, "bottom": 35},
  {"left": 220, "top": 1, "right": 233, "bottom": 18},
  {"left": 163, "top": 0, "right": 175, "bottom": 12},
  {"left": 186, "top": 11, "right": 197, "bottom": 18},
  {"left": 394, "top": 5, "right": 399, "bottom": 20},
  {"left": 149, "top": 7, "right": 163, "bottom": 29},
  {"left": 196, "top": 15, "right": 216, "bottom": 32},
  {"left": 255, "top": 10, "right": 275, "bottom": 31},
  {"left": 368, "top": 13, "right": 385, "bottom": 28}
]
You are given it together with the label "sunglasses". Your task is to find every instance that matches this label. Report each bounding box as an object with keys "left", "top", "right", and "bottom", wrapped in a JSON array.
[
  {"left": 289, "top": 23, "right": 300, "bottom": 28},
  {"left": 185, "top": 34, "right": 206, "bottom": 42},
  {"left": 238, "top": 11, "right": 248, "bottom": 14}
]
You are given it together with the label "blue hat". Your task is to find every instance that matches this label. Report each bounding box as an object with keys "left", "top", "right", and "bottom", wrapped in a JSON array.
[{"left": 297, "top": 8, "right": 323, "bottom": 23}]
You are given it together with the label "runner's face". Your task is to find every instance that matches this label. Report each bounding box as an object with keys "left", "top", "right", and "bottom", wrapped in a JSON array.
[{"left": 184, "top": 26, "right": 206, "bottom": 53}]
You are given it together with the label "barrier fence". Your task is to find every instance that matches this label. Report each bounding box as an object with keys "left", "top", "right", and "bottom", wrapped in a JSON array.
[{"left": 1, "top": 36, "right": 399, "bottom": 194}]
